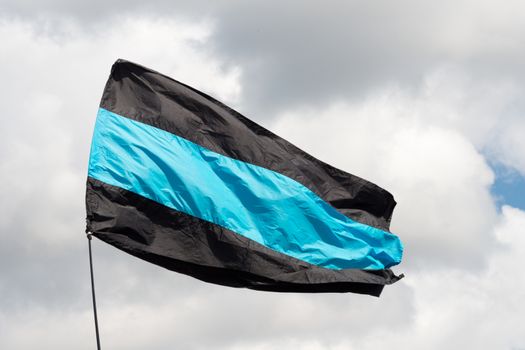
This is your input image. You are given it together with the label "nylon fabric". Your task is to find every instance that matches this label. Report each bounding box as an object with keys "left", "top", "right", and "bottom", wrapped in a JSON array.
[
  {"left": 88, "top": 108, "right": 402, "bottom": 270},
  {"left": 86, "top": 178, "right": 400, "bottom": 296},
  {"left": 102, "top": 59, "right": 397, "bottom": 232},
  {"left": 86, "top": 59, "right": 405, "bottom": 296}
]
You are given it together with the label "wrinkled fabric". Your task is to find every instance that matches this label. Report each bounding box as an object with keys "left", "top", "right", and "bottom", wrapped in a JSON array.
[
  {"left": 89, "top": 108, "right": 403, "bottom": 270},
  {"left": 86, "top": 59, "right": 404, "bottom": 296}
]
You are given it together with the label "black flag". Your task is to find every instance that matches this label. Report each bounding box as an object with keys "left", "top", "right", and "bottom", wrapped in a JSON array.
[{"left": 86, "top": 59, "right": 403, "bottom": 296}]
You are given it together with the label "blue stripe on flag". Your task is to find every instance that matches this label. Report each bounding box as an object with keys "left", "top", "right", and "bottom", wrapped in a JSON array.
[{"left": 88, "top": 108, "right": 403, "bottom": 270}]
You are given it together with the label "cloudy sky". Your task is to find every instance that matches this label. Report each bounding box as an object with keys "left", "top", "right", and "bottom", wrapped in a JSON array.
[{"left": 1, "top": 1, "right": 525, "bottom": 349}]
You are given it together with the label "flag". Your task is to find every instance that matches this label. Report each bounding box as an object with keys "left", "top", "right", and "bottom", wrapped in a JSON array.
[{"left": 86, "top": 59, "right": 403, "bottom": 296}]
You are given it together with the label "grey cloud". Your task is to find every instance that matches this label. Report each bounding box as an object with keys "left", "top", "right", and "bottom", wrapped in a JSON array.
[
  {"left": 209, "top": 0, "right": 525, "bottom": 117},
  {"left": 0, "top": 14, "right": 417, "bottom": 349},
  {"left": 3, "top": 0, "right": 525, "bottom": 118},
  {"left": 270, "top": 96, "right": 499, "bottom": 272},
  {"left": 1, "top": 2, "right": 525, "bottom": 349}
]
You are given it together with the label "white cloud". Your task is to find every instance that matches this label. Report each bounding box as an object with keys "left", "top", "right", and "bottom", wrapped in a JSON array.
[
  {"left": 0, "top": 15, "right": 241, "bottom": 249},
  {"left": 3, "top": 208, "right": 522, "bottom": 350},
  {"left": 1, "top": 5, "right": 524, "bottom": 350},
  {"left": 412, "top": 67, "right": 525, "bottom": 176},
  {"left": 349, "top": 206, "right": 525, "bottom": 350},
  {"left": 271, "top": 83, "right": 498, "bottom": 270},
  {"left": 0, "top": 16, "right": 242, "bottom": 347}
]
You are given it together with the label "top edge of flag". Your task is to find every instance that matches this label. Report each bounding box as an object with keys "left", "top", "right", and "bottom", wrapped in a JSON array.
[{"left": 100, "top": 58, "right": 398, "bottom": 233}]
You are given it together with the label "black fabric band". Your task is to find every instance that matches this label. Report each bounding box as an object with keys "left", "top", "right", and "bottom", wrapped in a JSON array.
[
  {"left": 99, "top": 59, "right": 396, "bottom": 232},
  {"left": 86, "top": 178, "right": 400, "bottom": 296}
]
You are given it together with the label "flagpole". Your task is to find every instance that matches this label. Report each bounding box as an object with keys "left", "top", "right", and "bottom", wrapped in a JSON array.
[{"left": 87, "top": 232, "right": 102, "bottom": 350}]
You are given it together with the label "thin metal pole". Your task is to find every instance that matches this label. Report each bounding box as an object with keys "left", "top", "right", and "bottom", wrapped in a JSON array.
[{"left": 87, "top": 233, "right": 102, "bottom": 350}]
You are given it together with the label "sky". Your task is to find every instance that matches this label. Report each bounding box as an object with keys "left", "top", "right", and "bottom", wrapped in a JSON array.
[{"left": 0, "top": 1, "right": 524, "bottom": 349}]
